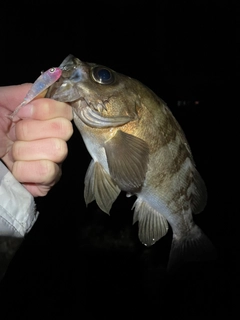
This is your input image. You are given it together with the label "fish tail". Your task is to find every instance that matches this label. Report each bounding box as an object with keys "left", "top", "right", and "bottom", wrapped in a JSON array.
[{"left": 167, "top": 224, "right": 217, "bottom": 272}]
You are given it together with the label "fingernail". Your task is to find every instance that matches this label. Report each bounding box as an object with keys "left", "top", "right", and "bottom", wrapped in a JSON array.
[{"left": 17, "top": 104, "right": 34, "bottom": 118}]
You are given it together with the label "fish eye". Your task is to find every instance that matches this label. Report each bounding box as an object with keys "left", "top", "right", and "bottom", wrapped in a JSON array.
[
  {"left": 91, "top": 66, "right": 114, "bottom": 85},
  {"left": 49, "top": 68, "right": 56, "bottom": 73}
]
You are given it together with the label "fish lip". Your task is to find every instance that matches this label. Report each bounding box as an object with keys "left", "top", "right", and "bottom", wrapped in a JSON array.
[{"left": 59, "top": 54, "right": 78, "bottom": 71}]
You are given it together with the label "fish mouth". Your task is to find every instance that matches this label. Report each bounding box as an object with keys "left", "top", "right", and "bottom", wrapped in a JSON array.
[
  {"left": 59, "top": 54, "right": 78, "bottom": 71},
  {"left": 48, "top": 77, "right": 135, "bottom": 129}
]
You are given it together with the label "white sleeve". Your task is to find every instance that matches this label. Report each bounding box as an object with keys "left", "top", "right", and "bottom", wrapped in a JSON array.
[
  {"left": 0, "top": 161, "right": 39, "bottom": 280},
  {"left": 0, "top": 161, "right": 39, "bottom": 237}
]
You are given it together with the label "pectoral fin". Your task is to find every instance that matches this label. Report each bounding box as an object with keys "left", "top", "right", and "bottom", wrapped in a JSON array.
[
  {"left": 104, "top": 130, "right": 149, "bottom": 193},
  {"left": 132, "top": 197, "right": 169, "bottom": 246},
  {"left": 84, "top": 160, "right": 121, "bottom": 214}
]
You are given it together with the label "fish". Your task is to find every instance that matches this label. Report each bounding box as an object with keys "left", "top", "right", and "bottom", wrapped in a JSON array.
[
  {"left": 9, "top": 67, "right": 62, "bottom": 119},
  {"left": 47, "top": 54, "right": 216, "bottom": 271}
]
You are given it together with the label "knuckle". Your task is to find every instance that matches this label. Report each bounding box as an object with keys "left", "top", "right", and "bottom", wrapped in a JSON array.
[
  {"left": 12, "top": 141, "right": 21, "bottom": 160},
  {"left": 38, "top": 160, "right": 56, "bottom": 180},
  {"left": 50, "top": 118, "right": 73, "bottom": 140},
  {"left": 12, "top": 161, "right": 22, "bottom": 180},
  {"left": 32, "top": 99, "right": 52, "bottom": 118},
  {"left": 64, "top": 120, "right": 74, "bottom": 140},
  {"left": 45, "top": 162, "right": 61, "bottom": 183},
  {"left": 15, "top": 120, "right": 29, "bottom": 140},
  {"left": 51, "top": 138, "right": 68, "bottom": 162},
  {"left": 33, "top": 99, "right": 60, "bottom": 117},
  {"left": 12, "top": 160, "right": 61, "bottom": 185},
  {"left": 65, "top": 104, "right": 74, "bottom": 120}
]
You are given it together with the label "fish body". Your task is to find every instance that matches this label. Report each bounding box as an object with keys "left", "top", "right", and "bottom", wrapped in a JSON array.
[
  {"left": 9, "top": 67, "right": 62, "bottom": 119},
  {"left": 47, "top": 55, "right": 215, "bottom": 270}
]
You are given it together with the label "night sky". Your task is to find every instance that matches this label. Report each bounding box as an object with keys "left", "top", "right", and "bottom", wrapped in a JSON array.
[{"left": 0, "top": 1, "right": 237, "bottom": 318}]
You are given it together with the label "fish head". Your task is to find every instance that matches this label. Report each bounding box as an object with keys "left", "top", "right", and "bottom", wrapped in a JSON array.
[{"left": 47, "top": 55, "right": 140, "bottom": 129}]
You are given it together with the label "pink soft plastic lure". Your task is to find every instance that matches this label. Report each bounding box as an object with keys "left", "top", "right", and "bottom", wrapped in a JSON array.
[{"left": 9, "top": 67, "right": 62, "bottom": 119}]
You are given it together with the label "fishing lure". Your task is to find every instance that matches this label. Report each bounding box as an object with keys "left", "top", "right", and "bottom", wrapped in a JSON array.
[{"left": 9, "top": 67, "right": 62, "bottom": 119}]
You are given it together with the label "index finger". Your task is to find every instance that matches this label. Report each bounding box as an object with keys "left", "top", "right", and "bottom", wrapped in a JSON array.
[{"left": 17, "top": 98, "right": 73, "bottom": 121}]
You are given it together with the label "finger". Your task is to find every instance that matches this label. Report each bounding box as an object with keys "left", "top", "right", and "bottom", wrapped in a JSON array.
[
  {"left": 15, "top": 118, "right": 73, "bottom": 141},
  {"left": 23, "top": 180, "right": 61, "bottom": 197},
  {"left": 17, "top": 98, "right": 73, "bottom": 121},
  {"left": 12, "top": 138, "right": 68, "bottom": 163},
  {"left": 12, "top": 160, "right": 61, "bottom": 186}
]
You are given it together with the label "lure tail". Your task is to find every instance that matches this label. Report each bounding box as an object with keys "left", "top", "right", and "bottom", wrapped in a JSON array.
[
  {"left": 7, "top": 101, "right": 26, "bottom": 120},
  {"left": 6, "top": 88, "right": 50, "bottom": 120}
]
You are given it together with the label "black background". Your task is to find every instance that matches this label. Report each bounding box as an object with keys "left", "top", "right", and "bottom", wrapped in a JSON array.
[{"left": 0, "top": 1, "right": 237, "bottom": 318}]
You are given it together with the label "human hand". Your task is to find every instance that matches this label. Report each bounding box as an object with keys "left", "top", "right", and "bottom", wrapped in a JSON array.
[{"left": 0, "top": 84, "right": 73, "bottom": 197}]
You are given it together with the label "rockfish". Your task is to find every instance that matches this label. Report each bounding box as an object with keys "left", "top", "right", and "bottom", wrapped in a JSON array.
[{"left": 47, "top": 54, "right": 215, "bottom": 270}]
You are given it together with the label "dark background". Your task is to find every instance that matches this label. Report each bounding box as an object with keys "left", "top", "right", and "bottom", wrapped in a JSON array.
[{"left": 0, "top": 0, "right": 237, "bottom": 318}]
